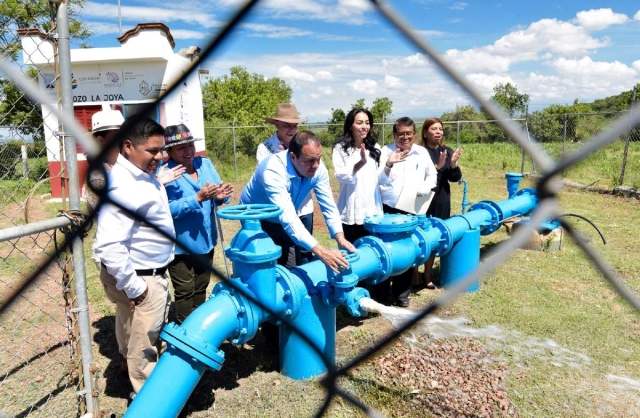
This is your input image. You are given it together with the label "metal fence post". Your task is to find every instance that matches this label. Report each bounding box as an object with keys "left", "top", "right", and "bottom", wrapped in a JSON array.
[
  {"left": 562, "top": 114, "right": 567, "bottom": 179},
  {"left": 21, "top": 144, "right": 28, "bottom": 179},
  {"left": 56, "top": 3, "right": 99, "bottom": 415},
  {"left": 618, "top": 85, "right": 636, "bottom": 186},
  {"left": 232, "top": 118, "right": 238, "bottom": 181}
]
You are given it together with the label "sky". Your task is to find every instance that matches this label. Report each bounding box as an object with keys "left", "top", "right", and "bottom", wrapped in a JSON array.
[{"left": 77, "top": 0, "right": 640, "bottom": 122}]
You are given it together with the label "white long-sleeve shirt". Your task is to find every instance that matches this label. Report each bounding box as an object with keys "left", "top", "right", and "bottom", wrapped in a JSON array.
[
  {"left": 378, "top": 143, "right": 438, "bottom": 213},
  {"left": 94, "top": 154, "right": 175, "bottom": 298},
  {"left": 332, "top": 144, "right": 383, "bottom": 225}
]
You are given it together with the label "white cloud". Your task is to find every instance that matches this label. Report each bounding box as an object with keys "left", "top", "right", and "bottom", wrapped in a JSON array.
[
  {"left": 84, "top": 21, "right": 120, "bottom": 37},
  {"left": 445, "top": 49, "right": 512, "bottom": 73},
  {"left": 402, "top": 53, "right": 429, "bottom": 68},
  {"left": 633, "top": 60, "right": 640, "bottom": 74},
  {"left": 547, "top": 56, "right": 637, "bottom": 78},
  {"left": 170, "top": 29, "right": 210, "bottom": 40},
  {"left": 242, "top": 23, "right": 313, "bottom": 39},
  {"left": 384, "top": 75, "right": 404, "bottom": 88},
  {"left": 277, "top": 65, "right": 316, "bottom": 82},
  {"left": 448, "top": 18, "right": 463, "bottom": 24},
  {"left": 318, "top": 86, "right": 334, "bottom": 95},
  {"left": 315, "top": 71, "right": 333, "bottom": 80},
  {"left": 84, "top": 1, "right": 221, "bottom": 29},
  {"left": 415, "top": 29, "right": 448, "bottom": 38},
  {"left": 258, "top": 0, "right": 372, "bottom": 24},
  {"left": 349, "top": 79, "right": 378, "bottom": 94},
  {"left": 450, "top": 2, "right": 468, "bottom": 10},
  {"left": 635, "top": 11, "right": 640, "bottom": 21},
  {"left": 575, "top": 8, "right": 629, "bottom": 31}
]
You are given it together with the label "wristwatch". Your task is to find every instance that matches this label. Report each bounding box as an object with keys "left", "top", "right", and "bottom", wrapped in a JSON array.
[{"left": 386, "top": 162, "right": 393, "bottom": 169}]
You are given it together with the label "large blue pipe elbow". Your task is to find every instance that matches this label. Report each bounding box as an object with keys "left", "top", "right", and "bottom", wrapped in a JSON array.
[{"left": 124, "top": 289, "right": 243, "bottom": 418}]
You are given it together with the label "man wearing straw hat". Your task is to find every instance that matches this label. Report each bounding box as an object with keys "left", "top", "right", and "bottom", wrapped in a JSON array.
[{"left": 257, "top": 103, "right": 314, "bottom": 266}]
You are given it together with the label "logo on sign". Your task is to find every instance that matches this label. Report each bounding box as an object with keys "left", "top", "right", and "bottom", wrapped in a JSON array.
[
  {"left": 71, "top": 73, "right": 78, "bottom": 89},
  {"left": 139, "top": 80, "right": 150, "bottom": 96},
  {"left": 106, "top": 72, "right": 120, "bottom": 83}
]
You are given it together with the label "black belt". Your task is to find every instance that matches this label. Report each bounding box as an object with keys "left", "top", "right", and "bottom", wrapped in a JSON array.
[
  {"left": 135, "top": 267, "right": 168, "bottom": 276},
  {"left": 101, "top": 263, "right": 168, "bottom": 276}
]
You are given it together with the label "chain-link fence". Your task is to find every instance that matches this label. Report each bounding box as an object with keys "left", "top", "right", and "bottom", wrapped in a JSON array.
[
  {"left": 2, "top": 0, "right": 640, "bottom": 417},
  {"left": 208, "top": 111, "right": 639, "bottom": 191},
  {"left": 1, "top": 2, "right": 96, "bottom": 417}
]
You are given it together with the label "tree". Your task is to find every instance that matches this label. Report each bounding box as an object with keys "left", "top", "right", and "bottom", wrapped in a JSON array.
[
  {"left": 1, "top": 0, "right": 91, "bottom": 143},
  {"left": 440, "top": 105, "right": 484, "bottom": 144},
  {"left": 201, "top": 66, "right": 292, "bottom": 156},
  {"left": 0, "top": 0, "right": 91, "bottom": 61},
  {"left": 201, "top": 66, "right": 292, "bottom": 126},
  {"left": 350, "top": 98, "right": 366, "bottom": 110},
  {"left": 370, "top": 97, "right": 393, "bottom": 143},
  {"left": 490, "top": 82, "right": 530, "bottom": 118},
  {"left": 0, "top": 68, "right": 44, "bottom": 142},
  {"left": 326, "top": 107, "right": 346, "bottom": 137}
]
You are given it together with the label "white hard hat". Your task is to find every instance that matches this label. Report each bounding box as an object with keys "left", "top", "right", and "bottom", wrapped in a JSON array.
[{"left": 92, "top": 106, "right": 124, "bottom": 133}]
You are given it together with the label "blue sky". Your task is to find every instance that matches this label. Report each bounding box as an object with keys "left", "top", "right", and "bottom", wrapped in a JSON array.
[{"left": 79, "top": 0, "right": 640, "bottom": 122}]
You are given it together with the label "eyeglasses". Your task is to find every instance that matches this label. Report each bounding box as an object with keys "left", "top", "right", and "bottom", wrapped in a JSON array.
[{"left": 395, "top": 132, "right": 414, "bottom": 139}]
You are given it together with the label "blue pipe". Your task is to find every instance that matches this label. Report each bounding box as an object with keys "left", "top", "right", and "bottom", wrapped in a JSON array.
[
  {"left": 125, "top": 180, "right": 539, "bottom": 417},
  {"left": 440, "top": 228, "right": 481, "bottom": 291}
]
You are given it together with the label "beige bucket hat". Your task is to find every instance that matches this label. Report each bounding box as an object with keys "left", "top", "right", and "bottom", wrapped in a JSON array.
[{"left": 264, "top": 103, "right": 307, "bottom": 125}]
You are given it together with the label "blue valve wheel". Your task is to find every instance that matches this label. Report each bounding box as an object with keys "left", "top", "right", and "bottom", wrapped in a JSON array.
[{"left": 217, "top": 204, "right": 283, "bottom": 220}]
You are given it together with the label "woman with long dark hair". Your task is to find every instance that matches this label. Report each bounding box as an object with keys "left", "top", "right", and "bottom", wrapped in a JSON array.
[
  {"left": 332, "top": 108, "right": 383, "bottom": 243},
  {"left": 418, "top": 117, "right": 462, "bottom": 289}
]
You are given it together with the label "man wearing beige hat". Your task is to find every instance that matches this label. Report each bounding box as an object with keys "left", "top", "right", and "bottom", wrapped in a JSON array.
[{"left": 257, "top": 103, "right": 314, "bottom": 266}]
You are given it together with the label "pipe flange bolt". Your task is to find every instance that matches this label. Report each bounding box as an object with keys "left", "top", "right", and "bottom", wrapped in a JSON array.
[
  {"left": 426, "top": 217, "right": 453, "bottom": 257},
  {"left": 364, "top": 213, "right": 417, "bottom": 235},
  {"left": 212, "top": 279, "right": 259, "bottom": 345},
  {"left": 468, "top": 200, "right": 504, "bottom": 236},
  {"left": 160, "top": 323, "right": 225, "bottom": 371}
]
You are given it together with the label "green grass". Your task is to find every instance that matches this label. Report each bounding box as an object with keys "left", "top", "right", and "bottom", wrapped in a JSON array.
[{"left": 8, "top": 142, "right": 640, "bottom": 417}]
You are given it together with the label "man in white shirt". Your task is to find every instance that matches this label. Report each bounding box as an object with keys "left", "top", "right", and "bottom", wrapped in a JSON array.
[
  {"left": 257, "top": 103, "right": 315, "bottom": 265},
  {"left": 93, "top": 115, "right": 175, "bottom": 396},
  {"left": 376, "top": 117, "right": 437, "bottom": 307}
]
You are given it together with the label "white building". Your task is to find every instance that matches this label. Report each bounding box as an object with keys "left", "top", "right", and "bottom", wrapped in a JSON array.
[{"left": 19, "top": 23, "right": 206, "bottom": 198}]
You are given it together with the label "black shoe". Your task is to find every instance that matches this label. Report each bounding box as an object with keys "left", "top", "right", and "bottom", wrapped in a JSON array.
[{"left": 395, "top": 298, "right": 409, "bottom": 308}]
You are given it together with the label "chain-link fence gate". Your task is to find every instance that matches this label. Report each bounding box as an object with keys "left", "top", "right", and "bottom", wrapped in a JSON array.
[{"left": 1, "top": 0, "right": 640, "bottom": 417}]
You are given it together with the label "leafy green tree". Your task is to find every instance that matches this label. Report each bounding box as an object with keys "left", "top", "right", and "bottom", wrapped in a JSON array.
[
  {"left": 201, "top": 66, "right": 292, "bottom": 156},
  {"left": 1, "top": 1, "right": 91, "bottom": 143},
  {"left": 0, "top": 0, "right": 91, "bottom": 61},
  {"left": 370, "top": 97, "right": 393, "bottom": 144},
  {"left": 202, "top": 66, "right": 292, "bottom": 126},
  {"left": 350, "top": 98, "right": 366, "bottom": 110},
  {"left": 0, "top": 68, "right": 44, "bottom": 142},
  {"left": 440, "top": 105, "right": 484, "bottom": 144},
  {"left": 490, "top": 82, "right": 530, "bottom": 118},
  {"left": 326, "top": 107, "right": 346, "bottom": 138}
]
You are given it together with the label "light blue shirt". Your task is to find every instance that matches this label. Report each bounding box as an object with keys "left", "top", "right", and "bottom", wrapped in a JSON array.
[
  {"left": 163, "top": 157, "right": 230, "bottom": 255},
  {"left": 240, "top": 150, "right": 343, "bottom": 251}
]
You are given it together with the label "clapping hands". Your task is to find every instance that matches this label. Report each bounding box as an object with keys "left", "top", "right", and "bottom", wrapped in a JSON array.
[{"left": 196, "top": 181, "right": 234, "bottom": 203}]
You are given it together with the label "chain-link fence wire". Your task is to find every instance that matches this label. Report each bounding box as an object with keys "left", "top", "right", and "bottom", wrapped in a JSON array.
[
  {"left": 1, "top": 2, "right": 97, "bottom": 417},
  {"left": 2, "top": 0, "right": 640, "bottom": 417},
  {"left": 0, "top": 219, "right": 91, "bottom": 418},
  {"left": 210, "top": 112, "right": 639, "bottom": 191},
  {"left": 0, "top": 1, "right": 72, "bottom": 228}
]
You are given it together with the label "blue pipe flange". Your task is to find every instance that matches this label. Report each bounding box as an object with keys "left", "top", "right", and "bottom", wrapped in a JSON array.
[
  {"left": 344, "top": 287, "right": 371, "bottom": 317},
  {"left": 468, "top": 200, "right": 504, "bottom": 235},
  {"left": 217, "top": 203, "right": 283, "bottom": 220},
  {"left": 275, "top": 265, "right": 305, "bottom": 322},
  {"left": 225, "top": 245, "right": 281, "bottom": 264},
  {"left": 364, "top": 213, "right": 417, "bottom": 235},
  {"left": 331, "top": 251, "right": 361, "bottom": 289},
  {"left": 212, "top": 279, "right": 259, "bottom": 345},
  {"left": 355, "top": 235, "right": 392, "bottom": 285},
  {"left": 160, "top": 323, "right": 226, "bottom": 371},
  {"left": 411, "top": 226, "right": 431, "bottom": 266},
  {"left": 426, "top": 217, "right": 453, "bottom": 257}
]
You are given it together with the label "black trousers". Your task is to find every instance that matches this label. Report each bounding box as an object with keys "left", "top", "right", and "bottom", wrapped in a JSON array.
[{"left": 368, "top": 204, "right": 413, "bottom": 304}]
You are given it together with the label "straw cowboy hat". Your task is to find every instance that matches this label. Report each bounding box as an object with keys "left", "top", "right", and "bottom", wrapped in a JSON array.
[
  {"left": 264, "top": 103, "right": 307, "bottom": 125},
  {"left": 92, "top": 108, "right": 124, "bottom": 133},
  {"left": 164, "top": 123, "right": 203, "bottom": 148}
]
